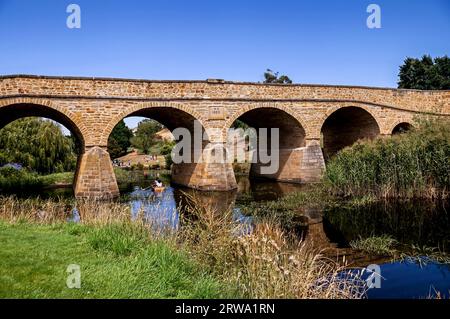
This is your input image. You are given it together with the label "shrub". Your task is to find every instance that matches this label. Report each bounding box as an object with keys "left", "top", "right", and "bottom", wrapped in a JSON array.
[{"left": 0, "top": 167, "right": 43, "bottom": 191}]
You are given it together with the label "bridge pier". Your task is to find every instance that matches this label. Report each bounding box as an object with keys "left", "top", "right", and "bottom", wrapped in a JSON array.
[
  {"left": 171, "top": 162, "right": 237, "bottom": 191},
  {"left": 171, "top": 142, "right": 237, "bottom": 191},
  {"left": 300, "top": 139, "right": 326, "bottom": 182},
  {"left": 74, "top": 146, "right": 120, "bottom": 200},
  {"left": 250, "top": 139, "right": 325, "bottom": 183}
]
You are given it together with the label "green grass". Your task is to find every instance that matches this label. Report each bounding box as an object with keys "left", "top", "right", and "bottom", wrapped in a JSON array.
[
  {"left": 350, "top": 235, "right": 398, "bottom": 256},
  {"left": 39, "top": 172, "right": 74, "bottom": 186},
  {"left": 0, "top": 221, "right": 226, "bottom": 299}
]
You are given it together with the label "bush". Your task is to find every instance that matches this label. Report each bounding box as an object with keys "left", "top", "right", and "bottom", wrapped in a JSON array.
[
  {"left": 165, "top": 153, "right": 173, "bottom": 170},
  {"left": 131, "top": 163, "right": 144, "bottom": 171},
  {"left": 150, "top": 163, "right": 161, "bottom": 170},
  {"left": 0, "top": 167, "right": 43, "bottom": 191}
]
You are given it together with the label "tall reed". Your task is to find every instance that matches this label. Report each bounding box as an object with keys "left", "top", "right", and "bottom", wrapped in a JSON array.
[{"left": 325, "top": 119, "right": 450, "bottom": 199}]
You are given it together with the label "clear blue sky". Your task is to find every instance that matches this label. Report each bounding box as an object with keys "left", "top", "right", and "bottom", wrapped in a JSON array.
[{"left": 1, "top": 0, "right": 449, "bottom": 129}]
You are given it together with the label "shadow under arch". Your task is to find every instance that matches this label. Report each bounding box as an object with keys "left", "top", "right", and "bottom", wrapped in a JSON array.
[
  {"left": 392, "top": 122, "right": 413, "bottom": 135},
  {"left": 227, "top": 107, "right": 307, "bottom": 182},
  {"left": 0, "top": 103, "right": 85, "bottom": 149},
  {"left": 320, "top": 106, "right": 380, "bottom": 161}
]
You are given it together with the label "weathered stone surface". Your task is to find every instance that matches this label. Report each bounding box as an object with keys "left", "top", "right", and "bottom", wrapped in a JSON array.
[
  {"left": 0, "top": 75, "right": 448, "bottom": 199},
  {"left": 74, "top": 146, "right": 119, "bottom": 200}
]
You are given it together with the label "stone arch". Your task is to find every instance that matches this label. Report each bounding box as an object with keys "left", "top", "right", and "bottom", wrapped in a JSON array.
[
  {"left": 0, "top": 97, "right": 86, "bottom": 149},
  {"left": 317, "top": 103, "right": 381, "bottom": 134},
  {"left": 224, "top": 103, "right": 308, "bottom": 139},
  {"left": 392, "top": 122, "right": 413, "bottom": 135},
  {"left": 101, "top": 101, "right": 207, "bottom": 146},
  {"left": 101, "top": 101, "right": 237, "bottom": 192},
  {"left": 320, "top": 105, "right": 381, "bottom": 160},
  {"left": 224, "top": 104, "right": 309, "bottom": 182}
]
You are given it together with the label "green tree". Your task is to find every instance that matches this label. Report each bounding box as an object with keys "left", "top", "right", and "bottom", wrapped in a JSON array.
[
  {"left": 398, "top": 55, "right": 450, "bottom": 90},
  {"left": 263, "top": 69, "right": 293, "bottom": 84},
  {"left": 130, "top": 119, "right": 163, "bottom": 154},
  {"left": 108, "top": 120, "right": 133, "bottom": 159},
  {"left": 0, "top": 118, "right": 77, "bottom": 174}
]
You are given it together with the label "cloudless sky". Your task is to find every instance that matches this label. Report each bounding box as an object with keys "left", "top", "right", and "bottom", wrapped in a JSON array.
[{"left": 1, "top": 0, "right": 449, "bottom": 129}]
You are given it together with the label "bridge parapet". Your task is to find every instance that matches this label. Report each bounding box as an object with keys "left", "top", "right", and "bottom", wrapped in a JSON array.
[{"left": 1, "top": 75, "right": 449, "bottom": 115}]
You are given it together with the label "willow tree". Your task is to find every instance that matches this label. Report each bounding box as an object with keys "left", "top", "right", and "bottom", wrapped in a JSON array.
[{"left": 0, "top": 118, "right": 78, "bottom": 174}]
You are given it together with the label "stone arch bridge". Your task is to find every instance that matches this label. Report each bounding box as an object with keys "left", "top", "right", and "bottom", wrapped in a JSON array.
[{"left": 0, "top": 75, "right": 448, "bottom": 199}]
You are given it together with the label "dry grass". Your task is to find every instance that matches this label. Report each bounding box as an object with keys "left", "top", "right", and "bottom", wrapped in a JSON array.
[
  {"left": 232, "top": 223, "right": 364, "bottom": 299},
  {"left": 178, "top": 192, "right": 365, "bottom": 299},
  {"left": 0, "top": 196, "right": 131, "bottom": 225}
]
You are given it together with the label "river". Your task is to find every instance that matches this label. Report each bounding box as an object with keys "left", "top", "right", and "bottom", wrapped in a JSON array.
[{"left": 8, "top": 171, "right": 450, "bottom": 299}]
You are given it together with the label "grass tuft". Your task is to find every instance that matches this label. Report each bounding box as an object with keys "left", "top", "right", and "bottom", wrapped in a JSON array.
[{"left": 350, "top": 235, "right": 398, "bottom": 256}]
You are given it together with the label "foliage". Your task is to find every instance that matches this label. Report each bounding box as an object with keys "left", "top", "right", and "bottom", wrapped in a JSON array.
[
  {"left": 324, "top": 119, "right": 450, "bottom": 199},
  {"left": 108, "top": 120, "right": 133, "bottom": 159},
  {"left": 38, "top": 172, "right": 74, "bottom": 186},
  {"left": 164, "top": 153, "right": 173, "bottom": 170},
  {"left": 159, "top": 140, "right": 176, "bottom": 155},
  {"left": 231, "top": 119, "right": 250, "bottom": 130},
  {"left": 113, "top": 167, "right": 132, "bottom": 184},
  {"left": 0, "top": 167, "right": 43, "bottom": 191},
  {"left": 398, "top": 55, "right": 450, "bottom": 90},
  {"left": 130, "top": 119, "right": 164, "bottom": 154},
  {"left": 0, "top": 118, "right": 77, "bottom": 174},
  {"left": 263, "top": 69, "right": 293, "bottom": 84}
]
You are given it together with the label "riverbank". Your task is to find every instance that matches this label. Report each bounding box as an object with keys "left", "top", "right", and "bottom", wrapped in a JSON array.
[
  {"left": 0, "top": 196, "right": 363, "bottom": 299},
  {"left": 0, "top": 221, "right": 225, "bottom": 298},
  {"left": 0, "top": 168, "right": 170, "bottom": 193}
]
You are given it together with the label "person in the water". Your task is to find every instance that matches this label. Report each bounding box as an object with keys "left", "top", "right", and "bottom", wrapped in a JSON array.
[{"left": 154, "top": 179, "right": 163, "bottom": 188}]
